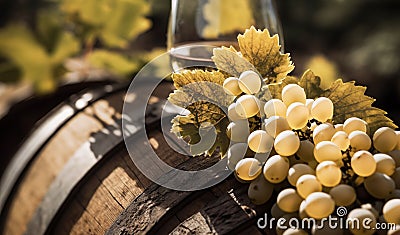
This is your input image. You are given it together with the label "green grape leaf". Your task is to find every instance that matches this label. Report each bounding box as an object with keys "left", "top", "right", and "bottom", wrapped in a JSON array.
[
  {"left": 266, "top": 76, "right": 299, "bottom": 99},
  {"left": 61, "top": 0, "right": 151, "bottom": 48},
  {"left": 238, "top": 26, "right": 294, "bottom": 83},
  {"left": 0, "top": 20, "right": 80, "bottom": 93},
  {"left": 322, "top": 79, "right": 398, "bottom": 134},
  {"left": 299, "top": 69, "right": 325, "bottom": 99},
  {"left": 50, "top": 32, "right": 80, "bottom": 65},
  {"left": 101, "top": 0, "right": 151, "bottom": 48},
  {"left": 87, "top": 50, "right": 140, "bottom": 76},
  {"left": 0, "top": 24, "right": 54, "bottom": 92},
  {"left": 168, "top": 70, "right": 234, "bottom": 156},
  {"left": 212, "top": 46, "right": 257, "bottom": 77}
]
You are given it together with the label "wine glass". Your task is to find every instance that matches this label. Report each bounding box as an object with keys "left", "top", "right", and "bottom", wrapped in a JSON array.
[{"left": 167, "top": 0, "right": 284, "bottom": 71}]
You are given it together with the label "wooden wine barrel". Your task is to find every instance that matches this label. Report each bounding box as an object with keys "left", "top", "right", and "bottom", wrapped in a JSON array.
[
  {"left": 0, "top": 80, "right": 182, "bottom": 235},
  {"left": 0, "top": 80, "right": 272, "bottom": 235}
]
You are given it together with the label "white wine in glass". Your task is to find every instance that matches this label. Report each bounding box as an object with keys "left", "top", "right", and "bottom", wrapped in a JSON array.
[{"left": 168, "top": 0, "right": 284, "bottom": 71}]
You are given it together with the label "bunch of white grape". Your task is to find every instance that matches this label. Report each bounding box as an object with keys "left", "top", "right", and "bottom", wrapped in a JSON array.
[{"left": 223, "top": 72, "right": 400, "bottom": 234}]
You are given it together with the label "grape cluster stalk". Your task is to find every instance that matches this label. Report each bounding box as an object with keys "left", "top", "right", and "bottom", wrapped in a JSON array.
[{"left": 222, "top": 70, "right": 400, "bottom": 234}]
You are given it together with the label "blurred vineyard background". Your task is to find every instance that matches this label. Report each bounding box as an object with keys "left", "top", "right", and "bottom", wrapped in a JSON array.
[{"left": 0, "top": 0, "right": 399, "bottom": 167}]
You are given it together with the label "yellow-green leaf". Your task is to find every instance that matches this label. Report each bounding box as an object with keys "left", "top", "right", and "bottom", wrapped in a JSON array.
[
  {"left": 322, "top": 79, "right": 397, "bottom": 134},
  {"left": 168, "top": 80, "right": 234, "bottom": 113},
  {"left": 87, "top": 49, "right": 140, "bottom": 76},
  {"left": 0, "top": 24, "right": 54, "bottom": 93},
  {"left": 212, "top": 46, "right": 257, "bottom": 77},
  {"left": 50, "top": 32, "right": 80, "bottom": 65},
  {"left": 299, "top": 70, "right": 325, "bottom": 99},
  {"left": 172, "top": 114, "right": 230, "bottom": 156},
  {"left": 61, "top": 0, "right": 151, "bottom": 48},
  {"left": 238, "top": 26, "right": 294, "bottom": 83},
  {"left": 168, "top": 69, "right": 234, "bottom": 156},
  {"left": 101, "top": 0, "right": 151, "bottom": 48}
]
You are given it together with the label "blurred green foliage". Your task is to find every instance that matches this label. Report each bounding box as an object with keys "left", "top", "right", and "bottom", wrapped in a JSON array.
[{"left": 0, "top": 0, "right": 152, "bottom": 93}]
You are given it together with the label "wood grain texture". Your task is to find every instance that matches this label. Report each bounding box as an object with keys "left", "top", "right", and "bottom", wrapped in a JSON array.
[
  {"left": 49, "top": 126, "right": 189, "bottom": 235},
  {"left": 3, "top": 90, "right": 125, "bottom": 235}
]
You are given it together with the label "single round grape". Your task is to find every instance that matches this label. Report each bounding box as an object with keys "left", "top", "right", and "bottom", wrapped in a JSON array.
[
  {"left": 226, "top": 120, "right": 249, "bottom": 142},
  {"left": 235, "top": 158, "right": 262, "bottom": 181},
  {"left": 364, "top": 173, "right": 395, "bottom": 199},
  {"left": 282, "top": 84, "right": 306, "bottom": 106},
  {"left": 313, "top": 123, "right": 336, "bottom": 145},
  {"left": 351, "top": 150, "right": 376, "bottom": 177},
  {"left": 264, "top": 99, "right": 287, "bottom": 118},
  {"left": 264, "top": 116, "right": 291, "bottom": 138},
  {"left": 349, "top": 130, "right": 372, "bottom": 151},
  {"left": 263, "top": 155, "right": 290, "bottom": 183},
  {"left": 311, "top": 97, "right": 334, "bottom": 122},
  {"left": 274, "top": 130, "right": 300, "bottom": 157},
  {"left": 248, "top": 175, "right": 274, "bottom": 205},
  {"left": 329, "top": 184, "right": 356, "bottom": 206},
  {"left": 347, "top": 208, "right": 376, "bottom": 235},
  {"left": 277, "top": 188, "right": 303, "bottom": 213},
  {"left": 247, "top": 130, "right": 273, "bottom": 153},
  {"left": 286, "top": 102, "right": 310, "bottom": 129},
  {"left": 334, "top": 123, "right": 344, "bottom": 132},
  {"left": 304, "top": 192, "right": 335, "bottom": 219},
  {"left": 373, "top": 127, "right": 397, "bottom": 153},
  {"left": 223, "top": 77, "right": 242, "bottom": 96},
  {"left": 288, "top": 164, "right": 315, "bottom": 186},
  {"left": 374, "top": 153, "right": 396, "bottom": 176},
  {"left": 388, "top": 150, "right": 400, "bottom": 167},
  {"left": 316, "top": 161, "right": 342, "bottom": 187},
  {"left": 235, "top": 95, "right": 260, "bottom": 118},
  {"left": 296, "top": 140, "right": 315, "bottom": 162},
  {"left": 227, "top": 143, "right": 248, "bottom": 170},
  {"left": 331, "top": 131, "right": 350, "bottom": 151},
  {"left": 391, "top": 167, "right": 400, "bottom": 189},
  {"left": 313, "top": 141, "right": 342, "bottom": 163},
  {"left": 343, "top": 117, "right": 367, "bottom": 134},
  {"left": 283, "top": 228, "right": 308, "bottom": 235},
  {"left": 296, "top": 174, "right": 322, "bottom": 199},
  {"left": 238, "top": 70, "right": 262, "bottom": 95},
  {"left": 227, "top": 103, "right": 244, "bottom": 121},
  {"left": 383, "top": 199, "right": 400, "bottom": 224}
]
